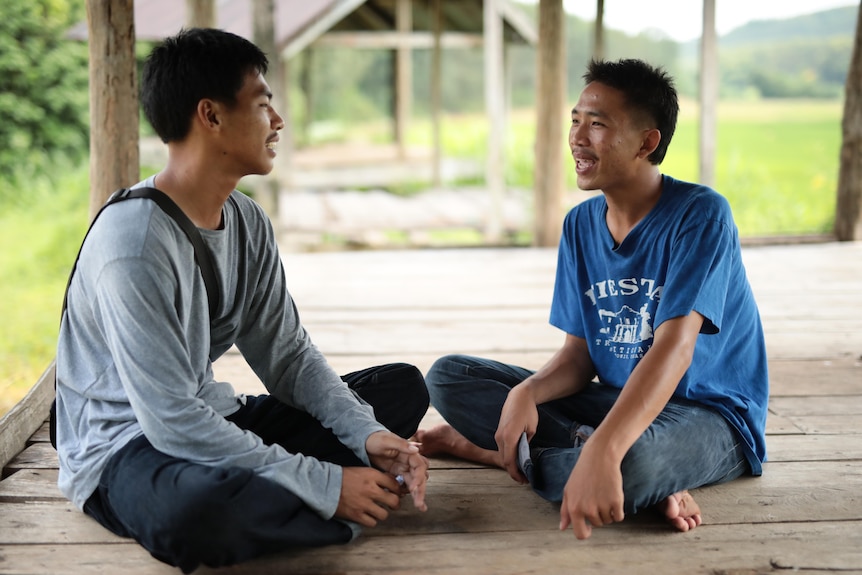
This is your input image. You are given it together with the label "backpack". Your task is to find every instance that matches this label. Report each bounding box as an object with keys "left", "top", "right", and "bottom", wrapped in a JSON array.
[{"left": 48, "top": 187, "right": 219, "bottom": 448}]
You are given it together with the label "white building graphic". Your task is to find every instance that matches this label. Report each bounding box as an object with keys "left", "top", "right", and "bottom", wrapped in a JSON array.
[{"left": 598, "top": 303, "right": 653, "bottom": 344}]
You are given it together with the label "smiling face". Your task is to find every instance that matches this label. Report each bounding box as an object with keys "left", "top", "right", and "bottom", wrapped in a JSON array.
[
  {"left": 568, "top": 81, "right": 656, "bottom": 194},
  {"left": 214, "top": 70, "right": 284, "bottom": 178}
]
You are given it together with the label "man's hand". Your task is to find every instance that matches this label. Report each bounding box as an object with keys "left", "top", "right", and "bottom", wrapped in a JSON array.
[
  {"left": 494, "top": 385, "right": 539, "bottom": 484},
  {"left": 558, "top": 442, "right": 625, "bottom": 539},
  {"left": 365, "top": 431, "right": 429, "bottom": 512},
  {"left": 335, "top": 467, "right": 403, "bottom": 527}
]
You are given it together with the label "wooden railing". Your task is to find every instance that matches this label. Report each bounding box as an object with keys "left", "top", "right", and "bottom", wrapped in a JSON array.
[{"left": 0, "top": 362, "right": 54, "bottom": 471}]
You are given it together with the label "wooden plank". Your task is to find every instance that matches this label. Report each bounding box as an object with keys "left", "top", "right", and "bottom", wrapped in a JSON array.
[
  {"left": 0, "top": 501, "right": 124, "bottom": 545},
  {"left": 789, "top": 414, "right": 862, "bottom": 435},
  {"left": 6, "top": 459, "right": 856, "bottom": 545},
  {"left": 0, "top": 521, "right": 857, "bottom": 575},
  {"left": 770, "top": 395, "right": 862, "bottom": 416},
  {"left": 766, "top": 357, "right": 862, "bottom": 396},
  {"left": 5, "top": 443, "right": 58, "bottom": 472},
  {"left": 195, "top": 521, "right": 862, "bottom": 574},
  {"left": 765, "top": 411, "right": 803, "bottom": 435},
  {"left": 0, "top": 363, "right": 54, "bottom": 472},
  {"left": 29, "top": 422, "right": 51, "bottom": 444},
  {"left": 0, "top": 469, "right": 64, "bottom": 502},
  {"left": 0, "top": 543, "right": 177, "bottom": 575},
  {"left": 767, "top": 433, "right": 862, "bottom": 462},
  {"left": 691, "top": 460, "right": 862, "bottom": 525}
]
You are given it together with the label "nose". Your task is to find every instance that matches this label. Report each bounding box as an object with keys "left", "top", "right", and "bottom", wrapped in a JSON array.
[
  {"left": 569, "top": 122, "right": 587, "bottom": 149},
  {"left": 271, "top": 107, "right": 284, "bottom": 131}
]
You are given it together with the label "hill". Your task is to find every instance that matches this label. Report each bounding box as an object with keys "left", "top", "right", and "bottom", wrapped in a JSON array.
[
  {"left": 722, "top": 4, "right": 858, "bottom": 46},
  {"left": 677, "top": 4, "right": 858, "bottom": 99}
]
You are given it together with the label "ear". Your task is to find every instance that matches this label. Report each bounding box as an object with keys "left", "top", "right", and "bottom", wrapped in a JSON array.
[
  {"left": 638, "top": 128, "right": 661, "bottom": 160},
  {"left": 195, "top": 99, "right": 222, "bottom": 131}
]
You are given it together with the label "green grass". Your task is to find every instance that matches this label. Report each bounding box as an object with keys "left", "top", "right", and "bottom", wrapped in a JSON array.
[
  {"left": 403, "top": 98, "right": 842, "bottom": 237},
  {"left": 0, "top": 165, "right": 90, "bottom": 415},
  {"left": 0, "top": 99, "right": 846, "bottom": 415}
]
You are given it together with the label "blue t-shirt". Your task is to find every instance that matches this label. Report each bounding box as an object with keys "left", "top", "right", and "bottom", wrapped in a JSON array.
[{"left": 549, "top": 175, "right": 768, "bottom": 474}]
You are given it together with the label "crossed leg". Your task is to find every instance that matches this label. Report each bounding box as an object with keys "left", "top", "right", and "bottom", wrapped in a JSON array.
[{"left": 414, "top": 423, "right": 702, "bottom": 532}]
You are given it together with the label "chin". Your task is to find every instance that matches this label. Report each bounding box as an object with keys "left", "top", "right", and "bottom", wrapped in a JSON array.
[{"left": 576, "top": 177, "right": 600, "bottom": 192}]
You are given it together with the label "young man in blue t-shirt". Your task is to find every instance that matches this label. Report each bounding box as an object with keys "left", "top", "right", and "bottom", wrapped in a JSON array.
[{"left": 417, "top": 58, "right": 768, "bottom": 538}]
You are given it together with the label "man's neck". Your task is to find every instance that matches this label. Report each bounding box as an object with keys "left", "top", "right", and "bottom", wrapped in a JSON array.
[
  {"left": 603, "top": 169, "right": 663, "bottom": 246},
  {"left": 156, "top": 154, "right": 238, "bottom": 230}
]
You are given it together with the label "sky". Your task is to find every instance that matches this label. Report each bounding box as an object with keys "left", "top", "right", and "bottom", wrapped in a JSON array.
[{"left": 553, "top": 0, "right": 857, "bottom": 42}]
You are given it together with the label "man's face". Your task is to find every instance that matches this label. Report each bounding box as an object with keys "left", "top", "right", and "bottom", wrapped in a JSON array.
[
  {"left": 568, "top": 82, "right": 649, "bottom": 193},
  {"left": 216, "top": 70, "right": 284, "bottom": 178}
]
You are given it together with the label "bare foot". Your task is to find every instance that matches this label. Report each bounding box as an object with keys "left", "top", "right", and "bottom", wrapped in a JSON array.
[
  {"left": 658, "top": 490, "right": 702, "bottom": 532},
  {"left": 413, "top": 424, "right": 502, "bottom": 467}
]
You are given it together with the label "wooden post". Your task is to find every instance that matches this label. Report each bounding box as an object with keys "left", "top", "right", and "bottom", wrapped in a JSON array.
[
  {"left": 185, "top": 0, "right": 216, "bottom": 28},
  {"left": 252, "top": 0, "right": 285, "bottom": 228},
  {"left": 431, "top": 0, "right": 443, "bottom": 187},
  {"left": 835, "top": 1, "right": 862, "bottom": 241},
  {"left": 395, "top": 0, "right": 412, "bottom": 159},
  {"left": 593, "top": 0, "right": 604, "bottom": 60},
  {"left": 484, "top": 0, "right": 504, "bottom": 242},
  {"left": 699, "top": 0, "right": 718, "bottom": 188},
  {"left": 533, "top": 0, "right": 566, "bottom": 247},
  {"left": 86, "top": 0, "right": 139, "bottom": 220}
]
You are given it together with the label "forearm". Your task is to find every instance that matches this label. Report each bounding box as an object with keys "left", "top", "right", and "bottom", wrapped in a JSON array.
[
  {"left": 519, "top": 334, "right": 596, "bottom": 405},
  {"left": 587, "top": 312, "right": 703, "bottom": 462}
]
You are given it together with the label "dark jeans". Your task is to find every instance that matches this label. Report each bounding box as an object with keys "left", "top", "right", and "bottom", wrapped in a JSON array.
[
  {"left": 426, "top": 354, "right": 749, "bottom": 514},
  {"left": 83, "top": 363, "right": 428, "bottom": 573}
]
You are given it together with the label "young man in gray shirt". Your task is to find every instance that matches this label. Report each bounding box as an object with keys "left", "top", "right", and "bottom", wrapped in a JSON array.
[{"left": 55, "top": 28, "right": 429, "bottom": 573}]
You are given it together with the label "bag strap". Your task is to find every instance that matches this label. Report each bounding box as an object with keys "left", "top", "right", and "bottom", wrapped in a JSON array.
[
  {"left": 50, "top": 187, "right": 220, "bottom": 449},
  {"left": 61, "top": 187, "right": 220, "bottom": 318}
]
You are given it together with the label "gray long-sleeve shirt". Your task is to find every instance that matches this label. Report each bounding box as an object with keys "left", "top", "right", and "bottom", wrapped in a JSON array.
[{"left": 55, "top": 178, "right": 385, "bottom": 521}]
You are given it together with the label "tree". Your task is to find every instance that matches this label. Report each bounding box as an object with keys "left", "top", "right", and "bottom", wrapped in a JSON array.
[{"left": 0, "top": 0, "right": 89, "bottom": 189}]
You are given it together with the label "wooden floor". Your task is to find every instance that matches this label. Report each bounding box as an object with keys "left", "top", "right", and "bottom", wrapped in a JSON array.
[{"left": 1, "top": 242, "right": 861, "bottom": 574}]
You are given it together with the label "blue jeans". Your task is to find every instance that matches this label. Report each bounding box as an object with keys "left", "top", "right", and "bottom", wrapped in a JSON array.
[
  {"left": 83, "top": 363, "right": 428, "bottom": 573},
  {"left": 426, "top": 354, "right": 748, "bottom": 515}
]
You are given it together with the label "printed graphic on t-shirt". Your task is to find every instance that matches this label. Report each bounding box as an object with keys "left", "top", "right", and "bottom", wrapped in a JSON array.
[{"left": 585, "top": 277, "right": 662, "bottom": 361}]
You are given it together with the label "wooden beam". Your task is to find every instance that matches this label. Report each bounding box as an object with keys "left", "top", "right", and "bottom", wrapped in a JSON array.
[
  {"left": 484, "top": 0, "right": 505, "bottom": 242},
  {"left": 431, "top": 0, "right": 443, "bottom": 187},
  {"left": 593, "top": 0, "right": 604, "bottom": 60},
  {"left": 699, "top": 0, "right": 718, "bottom": 188},
  {"left": 835, "top": 0, "right": 862, "bottom": 241},
  {"left": 0, "top": 364, "right": 54, "bottom": 472},
  {"left": 312, "top": 31, "right": 484, "bottom": 49},
  {"left": 86, "top": 0, "right": 139, "bottom": 219},
  {"left": 252, "top": 0, "right": 286, "bottom": 226},
  {"left": 533, "top": 0, "right": 566, "bottom": 247},
  {"left": 395, "top": 0, "right": 412, "bottom": 158},
  {"left": 354, "top": 3, "right": 391, "bottom": 30},
  {"left": 185, "top": 0, "right": 216, "bottom": 28},
  {"left": 281, "top": 0, "right": 367, "bottom": 59}
]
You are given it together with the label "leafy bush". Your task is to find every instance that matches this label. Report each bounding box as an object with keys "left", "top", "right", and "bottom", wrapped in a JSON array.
[{"left": 0, "top": 0, "right": 89, "bottom": 196}]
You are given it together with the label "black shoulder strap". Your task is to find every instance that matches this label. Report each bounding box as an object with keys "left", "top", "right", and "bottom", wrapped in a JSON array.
[
  {"left": 123, "top": 187, "right": 220, "bottom": 318},
  {"left": 61, "top": 187, "right": 220, "bottom": 318},
  {"left": 50, "top": 187, "right": 220, "bottom": 449}
]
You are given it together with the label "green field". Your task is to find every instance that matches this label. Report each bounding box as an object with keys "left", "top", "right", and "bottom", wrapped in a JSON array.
[{"left": 0, "top": 99, "right": 845, "bottom": 415}]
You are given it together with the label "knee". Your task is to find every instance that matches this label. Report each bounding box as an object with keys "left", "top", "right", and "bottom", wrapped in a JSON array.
[
  {"left": 426, "top": 354, "right": 472, "bottom": 388},
  {"left": 391, "top": 363, "right": 428, "bottom": 400}
]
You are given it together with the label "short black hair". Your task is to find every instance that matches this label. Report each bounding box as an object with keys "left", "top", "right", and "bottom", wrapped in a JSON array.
[
  {"left": 141, "top": 28, "right": 269, "bottom": 143},
  {"left": 583, "top": 59, "right": 679, "bottom": 164}
]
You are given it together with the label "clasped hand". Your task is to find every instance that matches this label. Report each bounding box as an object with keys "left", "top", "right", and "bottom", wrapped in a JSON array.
[{"left": 335, "top": 430, "right": 429, "bottom": 527}]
